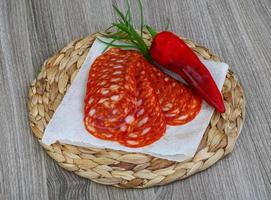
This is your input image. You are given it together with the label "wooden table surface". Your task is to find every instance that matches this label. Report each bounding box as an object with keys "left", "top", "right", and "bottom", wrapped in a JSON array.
[{"left": 1, "top": 0, "right": 270, "bottom": 199}]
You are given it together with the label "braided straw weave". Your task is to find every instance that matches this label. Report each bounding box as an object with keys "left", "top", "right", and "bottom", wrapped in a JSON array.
[{"left": 28, "top": 33, "right": 246, "bottom": 188}]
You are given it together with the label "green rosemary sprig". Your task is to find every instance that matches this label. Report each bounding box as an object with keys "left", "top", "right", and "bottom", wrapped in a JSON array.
[
  {"left": 97, "top": 37, "right": 137, "bottom": 52},
  {"left": 100, "top": 0, "right": 157, "bottom": 60}
]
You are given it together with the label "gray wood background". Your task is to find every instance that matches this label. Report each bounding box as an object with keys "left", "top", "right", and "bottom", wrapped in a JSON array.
[{"left": 0, "top": 0, "right": 270, "bottom": 199}]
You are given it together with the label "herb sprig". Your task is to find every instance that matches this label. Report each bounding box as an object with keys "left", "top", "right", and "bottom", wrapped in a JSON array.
[{"left": 98, "top": 0, "right": 157, "bottom": 60}]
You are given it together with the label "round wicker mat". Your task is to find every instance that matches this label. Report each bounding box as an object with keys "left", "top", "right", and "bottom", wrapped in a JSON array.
[{"left": 28, "top": 33, "right": 246, "bottom": 188}]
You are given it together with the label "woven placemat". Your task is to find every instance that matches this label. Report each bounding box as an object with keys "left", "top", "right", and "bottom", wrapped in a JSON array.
[{"left": 28, "top": 33, "right": 246, "bottom": 188}]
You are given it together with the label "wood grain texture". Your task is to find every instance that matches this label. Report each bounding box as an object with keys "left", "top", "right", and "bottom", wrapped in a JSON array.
[{"left": 0, "top": 0, "right": 270, "bottom": 199}]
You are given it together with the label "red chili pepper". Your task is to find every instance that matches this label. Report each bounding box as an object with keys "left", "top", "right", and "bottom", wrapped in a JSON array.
[{"left": 150, "top": 31, "right": 225, "bottom": 113}]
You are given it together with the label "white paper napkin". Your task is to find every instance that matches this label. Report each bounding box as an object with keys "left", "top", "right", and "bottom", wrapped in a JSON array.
[{"left": 42, "top": 38, "right": 228, "bottom": 162}]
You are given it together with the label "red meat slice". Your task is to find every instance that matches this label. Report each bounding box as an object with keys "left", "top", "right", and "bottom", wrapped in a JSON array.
[
  {"left": 147, "top": 63, "right": 202, "bottom": 125},
  {"left": 84, "top": 48, "right": 139, "bottom": 140},
  {"left": 118, "top": 58, "right": 166, "bottom": 147}
]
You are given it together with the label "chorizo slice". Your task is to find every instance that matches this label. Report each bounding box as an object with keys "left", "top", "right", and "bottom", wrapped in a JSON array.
[
  {"left": 147, "top": 63, "right": 202, "bottom": 125},
  {"left": 84, "top": 48, "right": 140, "bottom": 140},
  {"left": 118, "top": 58, "right": 166, "bottom": 147}
]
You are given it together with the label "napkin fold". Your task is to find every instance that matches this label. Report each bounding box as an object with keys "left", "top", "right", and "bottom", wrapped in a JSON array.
[{"left": 42, "top": 38, "right": 228, "bottom": 162}]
